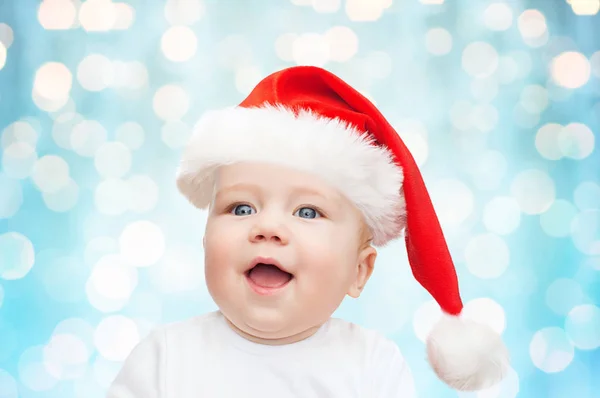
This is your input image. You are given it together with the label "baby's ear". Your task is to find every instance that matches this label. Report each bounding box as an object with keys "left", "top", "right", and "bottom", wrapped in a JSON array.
[{"left": 347, "top": 246, "right": 377, "bottom": 298}]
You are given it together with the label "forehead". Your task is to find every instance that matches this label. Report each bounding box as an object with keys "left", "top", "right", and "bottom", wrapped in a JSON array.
[{"left": 214, "top": 162, "right": 342, "bottom": 199}]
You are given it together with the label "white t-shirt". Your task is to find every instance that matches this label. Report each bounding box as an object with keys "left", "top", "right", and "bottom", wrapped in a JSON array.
[{"left": 106, "top": 311, "right": 417, "bottom": 398}]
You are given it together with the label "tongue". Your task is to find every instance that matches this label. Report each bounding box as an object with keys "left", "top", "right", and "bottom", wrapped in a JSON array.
[{"left": 248, "top": 264, "right": 292, "bottom": 288}]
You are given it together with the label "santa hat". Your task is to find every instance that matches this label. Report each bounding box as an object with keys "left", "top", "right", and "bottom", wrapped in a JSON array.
[{"left": 175, "top": 66, "right": 509, "bottom": 391}]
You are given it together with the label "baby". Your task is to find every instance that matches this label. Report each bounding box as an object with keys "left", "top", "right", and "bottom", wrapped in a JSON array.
[{"left": 106, "top": 66, "right": 509, "bottom": 397}]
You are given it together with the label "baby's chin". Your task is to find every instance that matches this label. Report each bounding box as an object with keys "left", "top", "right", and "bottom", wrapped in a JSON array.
[{"left": 227, "top": 310, "right": 322, "bottom": 345}]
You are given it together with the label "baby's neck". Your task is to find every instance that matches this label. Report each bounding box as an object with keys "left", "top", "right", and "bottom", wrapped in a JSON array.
[{"left": 224, "top": 317, "right": 322, "bottom": 346}]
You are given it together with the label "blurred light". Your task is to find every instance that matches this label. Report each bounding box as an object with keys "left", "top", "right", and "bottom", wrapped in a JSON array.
[
  {"left": 530, "top": 327, "right": 574, "bottom": 373},
  {"left": 511, "top": 50, "right": 534, "bottom": 80},
  {"left": 546, "top": 279, "right": 585, "bottom": 316},
  {"left": 37, "top": 254, "right": 86, "bottom": 303},
  {"left": 425, "top": 27, "right": 452, "bottom": 56},
  {"left": 513, "top": 105, "right": 540, "bottom": 128},
  {"left": 152, "top": 85, "right": 190, "bottom": 121},
  {"left": 38, "top": 0, "right": 77, "bottom": 30},
  {"left": 420, "top": 0, "right": 444, "bottom": 4},
  {"left": 2, "top": 121, "right": 39, "bottom": 149},
  {"left": 112, "top": 3, "right": 135, "bottom": 30},
  {"left": 119, "top": 221, "right": 166, "bottom": 267},
  {"left": 590, "top": 51, "right": 600, "bottom": 77},
  {"left": 462, "top": 41, "right": 499, "bottom": 78},
  {"left": 2, "top": 142, "right": 37, "bottom": 179},
  {"left": 346, "top": 0, "right": 390, "bottom": 21},
  {"left": 94, "top": 316, "right": 140, "bottom": 362},
  {"left": 497, "top": 56, "right": 519, "bottom": 84},
  {"left": 511, "top": 169, "right": 555, "bottom": 214},
  {"left": 92, "top": 354, "right": 124, "bottom": 388},
  {"left": 471, "top": 103, "right": 499, "bottom": 132},
  {"left": 465, "top": 233, "right": 510, "bottom": 279},
  {"left": 412, "top": 300, "right": 442, "bottom": 343},
  {"left": 0, "top": 23, "right": 14, "bottom": 48},
  {"left": 94, "top": 178, "right": 131, "bottom": 216},
  {"left": 0, "top": 174, "right": 22, "bottom": 219},
  {"left": 483, "top": 196, "right": 522, "bottom": 235},
  {"left": 551, "top": 51, "right": 591, "bottom": 89},
  {"left": 0, "top": 232, "right": 34, "bottom": 280},
  {"left": 291, "top": 0, "right": 311, "bottom": 4},
  {"left": 275, "top": 33, "right": 297, "bottom": 62},
  {"left": 450, "top": 100, "right": 472, "bottom": 130},
  {"left": 536, "top": 123, "right": 563, "bottom": 160},
  {"left": 115, "top": 122, "right": 145, "bottom": 150},
  {"left": 42, "top": 178, "right": 80, "bottom": 212},
  {"left": 573, "top": 181, "right": 600, "bottom": 211},
  {"left": 94, "top": 142, "right": 132, "bottom": 179},
  {"left": 161, "top": 120, "right": 191, "bottom": 149},
  {"left": 323, "top": 26, "right": 358, "bottom": 62},
  {"left": 84, "top": 236, "right": 118, "bottom": 267},
  {"left": 520, "top": 84, "right": 549, "bottom": 114},
  {"left": 0, "top": 42, "right": 6, "bottom": 71},
  {"left": 0, "top": 369, "right": 17, "bottom": 398},
  {"left": 469, "top": 150, "right": 508, "bottom": 191},
  {"left": 127, "top": 175, "right": 159, "bottom": 213},
  {"left": 79, "top": 0, "right": 117, "bottom": 32},
  {"left": 462, "top": 298, "right": 506, "bottom": 334},
  {"left": 51, "top": 113, "right": 80, "bottom": 150},
  {"left": 571, "top": 210, "right": 600, "bottom": 255},
  {"left": 32, "top": 155, "right": 70, "bottom": 194},
  {"left": 235, "top": 65, "right": 264, "bottom": 95},
  {"left": 77, "top": 54, "right": 114, "bottom": 92},
  {"left": 111, "top": 61, "right": 149, "bottom": 91},
  {"left": 89, "top": 255, "right": 138, "bottom": 301},
  {"left": 148, "top": 244, "right": 206, "bottom": 293},
  {"left": 518, "top": 9, "right": 547, "bottom": 40},
  {"left": 429, "top": 179, "right": 474, "bottom": 226},
  {"left": 396, "top": 128, "right": 428, "bottom": 167},
  {"left": 33, "top": 62, "right": 73, "bottom": 109},
  {"left": 292, "top": 33, "right": 330, "bottom": 66},
  {"left": 470, "top": 77, "right": 499, "bottom": 102},
  {"left": 18, "top": 346, "right": 58, "bottom": 391},
  {"left": 564, "top": 305, "right": 600, "bottom": 349},
  {"left": 570, "top": 0, "right": 600, "bottom": 15},
  {"left": 161, "top": 26, "right": 198, "bottom": 62},
  {"left": 43, "top": 334, "right": 89, "bottom": 380},
  {"left": 165, "top": 0, "right": 204, "bottom": 25},
  {"left": 483, "top": 2, "right": 513, "bottom": 31},
  {"left": 540, "top": 199, "right": 578, "bottom": 237},
  {"left": 53, "top": 318, "right": 95, "bottom": 360},
  {"left": 312, "top": 0, "right": 341, "bottom": 13},
  {"left": 558, "top": 123, "right": 595, "bottom": 159}
]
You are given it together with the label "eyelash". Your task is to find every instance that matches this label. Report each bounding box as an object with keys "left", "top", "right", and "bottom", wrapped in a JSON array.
[{"left": 224, "top": 202, "right": 327, "bottom": 218}]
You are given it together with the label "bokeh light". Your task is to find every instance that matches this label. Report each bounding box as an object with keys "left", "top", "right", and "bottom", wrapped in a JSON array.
[{"left": 529, "top": 327, "right": 574, "bottom": 373}]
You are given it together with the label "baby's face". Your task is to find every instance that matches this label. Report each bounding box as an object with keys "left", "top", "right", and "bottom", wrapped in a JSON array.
[{"left": 203, "top": 162, "right": 376, "bottom": 344}]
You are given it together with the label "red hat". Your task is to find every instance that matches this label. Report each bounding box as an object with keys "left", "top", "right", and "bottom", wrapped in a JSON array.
[{"left": 176, "top": 66, "right": 509, "bottom": 391}]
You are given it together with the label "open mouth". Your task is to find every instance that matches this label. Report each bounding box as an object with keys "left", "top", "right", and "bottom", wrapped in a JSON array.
[{"left": 245, "top": 260, "right": 294, "bottom": 293}]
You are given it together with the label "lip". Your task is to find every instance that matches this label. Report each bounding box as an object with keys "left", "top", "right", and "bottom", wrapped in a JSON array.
[
  {"left": 246, "top": 256, "right": 291, "bottom": 275},
  {"left": 245, "top": 256, "right": 294, "bottom": 296}
]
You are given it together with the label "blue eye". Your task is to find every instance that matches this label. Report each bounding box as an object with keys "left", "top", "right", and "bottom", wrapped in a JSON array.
[
  {"left": 294, "top": 207, "right": 321, "bottom": 219},
  {"left": 231, "top": 204, "right": 255, "bottom": 216}
]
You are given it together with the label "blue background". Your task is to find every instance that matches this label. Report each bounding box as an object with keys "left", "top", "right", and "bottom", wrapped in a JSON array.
[{"left": 0, "top": 0, "right": 599, "bottom": 397}]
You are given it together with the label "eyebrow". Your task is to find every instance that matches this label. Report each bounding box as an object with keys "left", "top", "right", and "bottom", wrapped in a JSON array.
[{"left": 215, "top": 183, "right": 336, "bottom": 202}]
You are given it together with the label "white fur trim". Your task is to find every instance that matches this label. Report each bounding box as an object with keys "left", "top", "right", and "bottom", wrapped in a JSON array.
[
  {"left": 426, "top": 315, "right": 510, "bottom": 391},
  {"left": 175, "top": 105, "right": 405, "bottom": 246}
]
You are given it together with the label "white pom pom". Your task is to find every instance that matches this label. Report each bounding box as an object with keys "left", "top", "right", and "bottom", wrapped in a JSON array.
[{"left": 426, "top": 314, "right": 510, "bottom": 391}]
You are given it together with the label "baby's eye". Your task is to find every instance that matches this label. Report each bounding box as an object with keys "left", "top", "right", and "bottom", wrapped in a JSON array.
[
  {"left": 231, "top": 204, "right": 255, "bottom": 216},
  {"left": 294, "top": 207, "right": 321, "bottom": 219}
]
